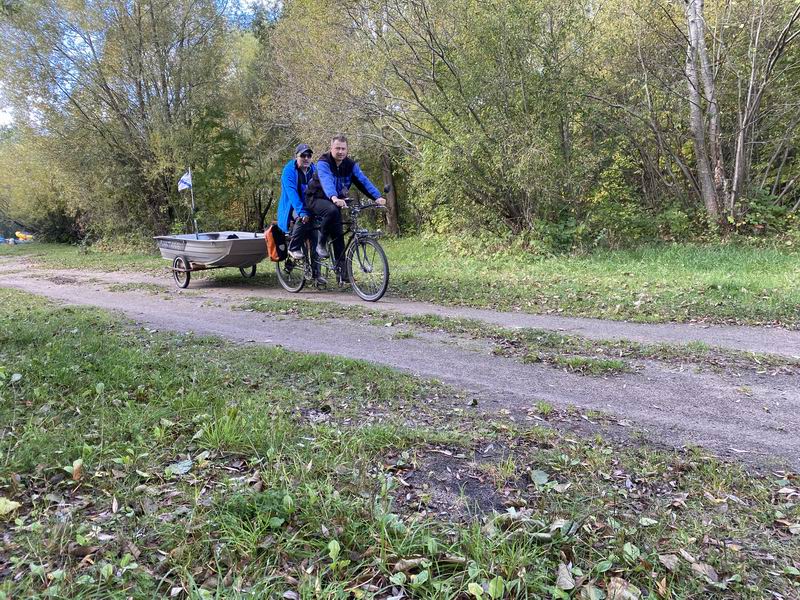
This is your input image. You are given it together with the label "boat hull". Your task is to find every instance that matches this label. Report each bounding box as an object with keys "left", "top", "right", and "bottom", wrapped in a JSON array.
[{"left": 154, "top": 232, "right": 267, "bottom": 268}]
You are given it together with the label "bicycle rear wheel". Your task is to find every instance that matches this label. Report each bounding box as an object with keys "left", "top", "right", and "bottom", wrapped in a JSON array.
[
  {"left": 275, "top": 257, "right": 305, "bottom": 293},
  {"left": 346, "top": 238, "right": 389, "bottom": 302}
]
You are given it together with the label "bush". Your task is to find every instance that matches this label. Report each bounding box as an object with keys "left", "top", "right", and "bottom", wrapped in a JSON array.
[
  {"left": 31, "top": 206, "right": 83, "bottom": 243},
  {"left": 654, "top": 206, "right": 696, "bottom": 241},
  {"left": 92, "top": 233, "right": 160, "bottom": 255},
  {"left": 734, "top": 188, "right": 792, "bottom": 235},
  {"left": 579, "top": 152, "right": 654, "bottom": 249}
]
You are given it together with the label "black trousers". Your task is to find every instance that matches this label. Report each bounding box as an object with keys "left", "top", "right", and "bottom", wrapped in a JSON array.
[
  {"left": 307, "top": 196, "right": 345, "bottom": 264},
  {"left": 288, "top": 218, "right": 313, "bottom": 253}
]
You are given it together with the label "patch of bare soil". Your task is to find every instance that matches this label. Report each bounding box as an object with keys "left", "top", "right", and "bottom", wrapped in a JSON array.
[
  {"left": 47, "top": 275, "right": 79, "bottom": 285},
  {"left": 391, "top": 448, "right": 507, "bottom": 519}
]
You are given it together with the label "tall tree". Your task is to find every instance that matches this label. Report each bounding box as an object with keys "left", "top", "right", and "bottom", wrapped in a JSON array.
[{"left": 0, "top": 0, "right": 230, "bottom": 235}]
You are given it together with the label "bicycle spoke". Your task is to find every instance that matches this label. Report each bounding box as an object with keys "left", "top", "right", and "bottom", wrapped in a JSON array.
[{"left": 348, "top": 239, "right": 389, "bottom": 301}]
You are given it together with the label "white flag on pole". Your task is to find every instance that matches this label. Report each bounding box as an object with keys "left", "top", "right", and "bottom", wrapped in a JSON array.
[{"left": 178, "top": 171, "right": 192, "bottom": 191}]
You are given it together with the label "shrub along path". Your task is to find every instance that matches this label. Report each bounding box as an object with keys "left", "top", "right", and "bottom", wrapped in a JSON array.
[{"left": 0, "top": 255, "right": 797, "bottom": 470}]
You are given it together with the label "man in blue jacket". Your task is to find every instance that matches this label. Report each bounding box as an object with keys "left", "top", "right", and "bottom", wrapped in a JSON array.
[
  {"left": 305, "top": 134, "right": 386, "bottom": 274},
  {"left": 277, "top": 143, "right": 316, "bottom": 259}
]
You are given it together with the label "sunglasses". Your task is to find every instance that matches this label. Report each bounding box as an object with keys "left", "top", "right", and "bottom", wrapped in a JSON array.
[{"left": 300, "top": 152, "right": 313, "bottom": 158}]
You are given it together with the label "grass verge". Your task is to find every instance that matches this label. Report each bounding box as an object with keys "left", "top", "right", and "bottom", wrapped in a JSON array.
[
  {"left": 1, "top": 288, "right": 799, "bottom": 599},
  {"left": 4, "top": 237, "right": 800, "bottom": 326},
  {"left": 383, "top": 236, "right": 800, "bottom": 327},
  {"left": 0, "top": 241, "right": 162, "bottom": 272},
  {"left": 242, "top": 298, "right": 798, "bottom": 376}
]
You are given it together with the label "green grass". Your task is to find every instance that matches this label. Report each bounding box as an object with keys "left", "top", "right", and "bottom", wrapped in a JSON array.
[
  {"left": 383, "top": 236, "right": 800, "bottom": 327},
  {"left": 4, "top": 236, "right": 800, "bottom": 326},
  {"left": 1, "top": 288, "right": 799, "bottom": 599},
  {"left": 0, "top": 240, "right": 162, "bottom": 271},
  {"left": 548, "top": 356, "right": 630, "bottom": 375},
  {"left": 243, "top": 297, "right": 799, "bottom": 376}
]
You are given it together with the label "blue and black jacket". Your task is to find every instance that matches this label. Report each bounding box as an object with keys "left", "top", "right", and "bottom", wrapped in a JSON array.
[
  {"left": 306, "top": 152, "right": 381, "bottom": 203},
  {"left": 277, "top": 159, "right": 316, "bottom": 233}
]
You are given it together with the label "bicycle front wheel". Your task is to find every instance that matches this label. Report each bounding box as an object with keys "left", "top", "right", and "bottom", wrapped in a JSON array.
[
  {"left": 275, "top": 257, "right": 305, "bottom": 293},
  {"left": 346, "top": 238, "right": 389, "bottom": 302}
]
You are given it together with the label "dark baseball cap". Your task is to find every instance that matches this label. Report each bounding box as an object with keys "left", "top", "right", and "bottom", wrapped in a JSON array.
[{"left": 295, "top": 143, "right": 312, "bottom": 156}]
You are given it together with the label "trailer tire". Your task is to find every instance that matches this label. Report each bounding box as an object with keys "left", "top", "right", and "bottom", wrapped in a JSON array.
[
  {"left": 239, "top": 265, "right": 257, "bottom": 278},
  {"left": 173, "top": 256, "right": 191, "bottom": 289}
]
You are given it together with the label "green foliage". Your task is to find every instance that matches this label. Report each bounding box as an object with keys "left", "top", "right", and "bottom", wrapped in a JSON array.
[
  {"left": 2, "top": 0, "right": 800, "bottom": 246},
  {"left": 734, "top": 188, "right": 795, "bottom": 235},
  {"left": 654, "top": 206, "right": 697, "bottom": 241},
  {"left": 579, "top": 152, "right": 653, "bottom": 249},
  {"left": 28, "top": 205, "right": 82, "bottom": 243},
  {"left": 0, "top": 0, "right": 240, "bottom": 237}
]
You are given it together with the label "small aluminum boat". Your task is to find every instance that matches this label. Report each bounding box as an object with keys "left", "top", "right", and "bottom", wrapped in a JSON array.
[{"left": 154, "top": 231, "right": 267, "bottom": 288}]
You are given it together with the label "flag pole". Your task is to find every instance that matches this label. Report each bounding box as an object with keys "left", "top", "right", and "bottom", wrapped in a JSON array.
[{"left": 188, "top": 167, "right": 198, "bottom": 239}]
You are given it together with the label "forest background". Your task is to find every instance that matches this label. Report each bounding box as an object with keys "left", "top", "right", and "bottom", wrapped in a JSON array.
[{"left": 1, "top": 0, "right": 799, "bottom": 254}]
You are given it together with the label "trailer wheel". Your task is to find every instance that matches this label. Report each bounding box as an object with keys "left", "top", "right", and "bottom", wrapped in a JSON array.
[
  {"left": 173, "top": 256, "right": 191, "bottom": 289},
  {"left": 239, "top": 265, "right": 257, "bottom": 278}
]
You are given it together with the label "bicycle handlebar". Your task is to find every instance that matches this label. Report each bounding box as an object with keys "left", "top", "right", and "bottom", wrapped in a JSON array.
[{"left": 353, "top": 203, "right": 387, "bottom": 212}]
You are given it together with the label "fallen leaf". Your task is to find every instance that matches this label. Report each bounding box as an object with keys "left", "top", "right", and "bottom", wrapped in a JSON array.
[
  {"left": 580, "top": 584, "right": 605, "bottom": 600},
  {"left": 531, "top": 470, "right": 549, "bottom": 485},
  {"left": 658, "top": 554, "right": 679, "bottom": 572},
  {"left": 556, "top": 563, "right": 575, "bottom": 590},
  {"left": 638, "top": 517, "right": 658, "bottom": 527},
  {"left": 166, "top": 459, "right": 193, "bottom": 476},
  {"left": 0, "top": 497, "right": 21, "bottom": 518},
  {"left": 607, "top": 577, "right": 641, "bottom": 599},
  {"left": 656, "top": 577, "right": 668, "bottom": 597},
  {"left": 394, "top": 557, "right": 426, "bottom": 572},
  {"left": 725, "top": 542, "right": 742, "bottom": 552},
  {"left": 71, "top": 458, "right": 83, "bottom": 481},
  {"left": 691, "top": 562, "right": 719, "bottom": 583},
  {"left": 67, "top": 542, "right": 98, "bottom": 558},
  {"left": 670, "top": 494, "right": 688, "bottom": 509},
  {"left": 679, "top": 549, "right": 696, "bottom": 563}
]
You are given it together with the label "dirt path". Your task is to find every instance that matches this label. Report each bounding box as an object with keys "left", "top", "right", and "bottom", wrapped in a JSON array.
[{"left": 1, "top": 256, "right": 798, "bottom": 469}]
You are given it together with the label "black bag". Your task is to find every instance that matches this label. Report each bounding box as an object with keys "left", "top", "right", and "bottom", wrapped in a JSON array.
[{"left": 265, "top": 223, "right": 287, "bottom": 262}]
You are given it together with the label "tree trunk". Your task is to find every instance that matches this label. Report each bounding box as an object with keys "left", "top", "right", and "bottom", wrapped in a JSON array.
[
  {"left": 381, "top": 151, "right": 399, "bottom": 235},
  {"left": 693, "top": 0, "right": 729, "bottom": 209},
  {"left": 685, "top": 0, "right": 720, "bottom": 222}
]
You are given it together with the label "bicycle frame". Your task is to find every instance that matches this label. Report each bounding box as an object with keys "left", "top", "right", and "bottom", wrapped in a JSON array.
[
  {"left": 299, "top": 202, "right": 385, "bottom": 283},
  {"left": 277, "top": 200, "right": 389, "bottom": 300}
]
